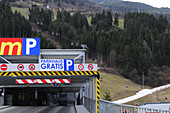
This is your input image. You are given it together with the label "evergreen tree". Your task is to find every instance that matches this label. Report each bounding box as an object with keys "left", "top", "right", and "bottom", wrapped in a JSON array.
[
  {"left": 101, "top": 10, "right": 105, "bottom": 19},
  {"left": 106, "top": 10, "right": 113, "bottom": 23},
  {"left": 103, "top": 91, "right": 111, "bottom": 101},
  {"left": 114, "top": 12, "right": 119, "bottom": 26}
]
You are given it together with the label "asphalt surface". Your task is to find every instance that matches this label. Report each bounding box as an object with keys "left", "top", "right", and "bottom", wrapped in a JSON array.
[{"left": 0, "top": 106, "right": 76, "bottom": 113}]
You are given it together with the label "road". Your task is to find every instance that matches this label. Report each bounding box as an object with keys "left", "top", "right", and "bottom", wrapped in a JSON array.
[{"left": 0, "top": 106, "right": 76, "bottom": 113}]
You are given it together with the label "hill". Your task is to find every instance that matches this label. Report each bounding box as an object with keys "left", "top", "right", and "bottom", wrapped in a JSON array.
[
  {"left": 101, "top": 72, "right": 170, "bottom": 105},
  {"left": 102, "top": 1, "right": 170, "bottom": 13},
  {"left": 31, "top": 0, "right": 90, "bottom": 4},
  {"left": 126, "top": 88, "right": 170, "bottom": 105},
  {"left": 101, "top": 72, "right": 143, "bottom": 101},
  {"left": 89, "top": 0, "right": 121, "bottom": 3},
  {"left": 2, "top": 1, "right": 170, "bottom": 88}
]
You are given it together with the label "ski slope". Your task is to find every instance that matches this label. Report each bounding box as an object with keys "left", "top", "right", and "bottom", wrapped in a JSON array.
[{"left": 113, "top": 84, "right": 170, "bottom": 104}]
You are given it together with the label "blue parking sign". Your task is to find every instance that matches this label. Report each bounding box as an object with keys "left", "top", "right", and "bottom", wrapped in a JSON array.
[{"left": 64, "top": 59, "right": 74, "bottom": 71}]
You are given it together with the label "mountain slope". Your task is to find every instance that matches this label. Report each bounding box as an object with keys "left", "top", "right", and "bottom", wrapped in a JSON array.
[
  {"left": 90, "top": 0, "right": 170, "bottom": 13},
  {"left": 32, "top": 0, "right": 90, "bottom": 4},
  {"left": 89, "top": 0, "right": 121, "bottom": 3},
  {"left": 101, "top": 72, "right": 144, "bottom": 101},
  {"left": 103, "top": 1, "right": 170, "bottom": 12},
  {"left": 101, "top": 72, "right": 170, "bottom": 105}
]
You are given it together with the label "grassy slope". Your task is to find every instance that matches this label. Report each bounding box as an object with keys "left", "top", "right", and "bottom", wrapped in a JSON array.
[
  {"left": 112, "top": 19, "right": 124, "bottom": 29},
  {"left": 11, "top": 5, "right": 124, "bottom": 29},
  {"left": 101, "top": 72, "right": 143, "bottom": 101},
  {"left": 100, "top": 72, "right": 170, "bottom": 105},
  {"left": 118, "top": 19, "right": 124, "bottom": 29},
  {"left": 87, "top": 17, "right": 124, "bottom": 29},
  {"left": 87, "top": 16, "right": 92, "bottom": 26},
  {"left": 11, "top": 7, "right": 29, "bottom": 19}
]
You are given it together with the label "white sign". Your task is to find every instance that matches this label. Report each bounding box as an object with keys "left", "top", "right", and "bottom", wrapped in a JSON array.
[
  {"left": 40, "top": 59, "right": 74, "bottom": 71},
  {"left": 74, "top": 64, "right": 98, "bottom": 71},
  {"left": 0, "top": 64, "right": 40, "bottom": 72},
  {"left": 0, "top": 63, "right": 98, "bottom": 72}
]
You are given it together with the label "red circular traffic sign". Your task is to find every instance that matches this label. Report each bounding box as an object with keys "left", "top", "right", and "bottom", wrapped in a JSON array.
[
  {"left": 17, "top": 64, "right": 24, "bottom": 71},
  {"left": 0, "top": 64, "right": 8, "bottom": 71},
  {"left": 29, "top": 64, "right": 35, "bottom": 71},
  {"left": 78, "top": 64, "right": 84, "bottom": 71},
  {"left": 88, "top": 64, "right": 94, "bottom": 70}
]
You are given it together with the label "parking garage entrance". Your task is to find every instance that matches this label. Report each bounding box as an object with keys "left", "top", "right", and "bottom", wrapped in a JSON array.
[{"left": 2, "top": 74, "right": 98, "bottom": 107}]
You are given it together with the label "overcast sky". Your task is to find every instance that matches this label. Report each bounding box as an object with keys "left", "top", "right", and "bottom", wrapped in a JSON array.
[{"left": 123, "top": 0, "right": 170, "bottom": 8}]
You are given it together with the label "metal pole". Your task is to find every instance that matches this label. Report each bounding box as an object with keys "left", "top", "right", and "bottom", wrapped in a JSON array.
[
  {"left": 93, "top": 77, "right": 96, "bottom": 100},
  {"left": 142, "top": 72, "right": 144, "bottom": 89},
  {"left": 83, "top": 52, "right": 85, "bottom": 64},
  {"left": 35, "top": 89, "right": 37, "bottom": 106},
  {"left": 2, "top": 88, "right": 5, "bottom": 106},
  {"left": 35, "top": 89, "right": 37, "bottom": 99},
  {"left": 83, "top": 86, "right": 85, "bottom": 105},
  {"left": 80, "top": 87, "right": 83, "bottom": 105},
  {"left": 90, "top": 77, "right": 93, "bottom": 99},
  {"left": 86, "top": 80, "right": 89, "bottom": 97}
]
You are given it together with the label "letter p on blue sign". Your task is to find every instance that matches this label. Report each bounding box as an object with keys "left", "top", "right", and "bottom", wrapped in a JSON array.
[
  {"left": 64, "top": 59, "right": 74, "bottom": 71},
  {"left": 22, "top": 38, "right": 40, "bottom": 55}
]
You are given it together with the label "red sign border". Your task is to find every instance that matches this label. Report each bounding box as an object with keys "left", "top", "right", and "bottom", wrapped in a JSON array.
[
  {"left": 28, "top": 64, "right": 35, "bottom": 71},
  {"left": 17, "top": 64, "right": 24, "bottom": 71},
  {"left": 78, "top": 64, "right": 84, "bottom": 71},
  {"left": 0, "top": 64, "right": 8, "bottom": 71},
  {"left": 88, "top": 64, "right": 94, "bottom": 70}
]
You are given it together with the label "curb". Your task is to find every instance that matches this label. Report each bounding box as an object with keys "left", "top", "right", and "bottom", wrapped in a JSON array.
[{"left": 0, "top": 106, "right": 11, "bottom": 110}]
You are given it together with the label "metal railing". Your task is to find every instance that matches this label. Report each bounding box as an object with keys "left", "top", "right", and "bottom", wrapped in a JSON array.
[
  {"left": 0, "top": 49, "right": 86, "bottom": 64},
  {"left": 83, "top": 96, "right": 96, "bottom": 113},
  {"left": 99, "top": 99, "right": 170, "bottom": 113}
]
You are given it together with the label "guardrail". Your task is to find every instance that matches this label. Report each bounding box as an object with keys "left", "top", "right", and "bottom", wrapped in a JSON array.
[
  {"left": 83, "top": 96, "right": 96, "bottom": 113},
  {"left": 99, "top": 99, "right": 170, "bottom": 113}
]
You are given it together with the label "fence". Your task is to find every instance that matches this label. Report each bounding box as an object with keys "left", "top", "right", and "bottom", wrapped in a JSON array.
[
  {"left": 83, "top": 96, "right": 96, "bottom": 113},
  {"left": 99, "top": 99, "right": 170, "bottom": 113}
]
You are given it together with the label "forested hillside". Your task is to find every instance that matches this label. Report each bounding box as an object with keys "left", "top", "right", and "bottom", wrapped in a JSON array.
[
  {"left": 1, "top": 1, "right": 170, "bottom": 87},
  {"left": 0, "top": 1, "right": 55, "bottom": 49},
  {"left": 0, "top": 2, "right": 32, "bottom": 37},
  {"left": 32, "top": 0, "right": 90, "bottom": 4},
  {"left": 89, "top": 0, "right": 121, "bottom": 3},
  {"left": 29, "top": 6, "right": 170, "bottom": 87},
  {"left": 102, "top": 1, "right": 170, "bottom": 13}
]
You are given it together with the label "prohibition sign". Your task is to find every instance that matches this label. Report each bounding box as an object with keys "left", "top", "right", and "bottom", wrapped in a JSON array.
[
  {"left": 88, "top": 64, "right": 94, "bottom": 70},
  {"left": 78, "top": 64, "right": 84, "bottom": 71},
  {"left": 0, "top": 64, "right": 8, "bottom": 71},
  {"left": 17, "top": 64, "right": 24, "bottom": 71},
  {"left": 29, "top": 64, "right": 35, "bottom": 71}
]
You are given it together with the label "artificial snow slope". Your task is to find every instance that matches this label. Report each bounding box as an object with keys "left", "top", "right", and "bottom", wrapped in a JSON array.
[{"left": 113, "top": 84, "right": 170, "bottom": 104}]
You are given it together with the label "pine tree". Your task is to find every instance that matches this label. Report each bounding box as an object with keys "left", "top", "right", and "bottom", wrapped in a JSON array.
[
  {"left": 106, "top": 10, "right": 113, "bottom": 23},
  {"left": 114, "top": 12, "right": 119, "bottom": 26},
  {"left": 103, "top": 91, "right": 111, "bottom": 101}
]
